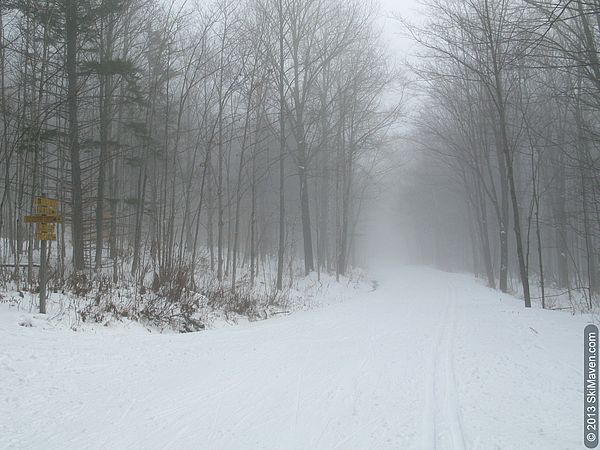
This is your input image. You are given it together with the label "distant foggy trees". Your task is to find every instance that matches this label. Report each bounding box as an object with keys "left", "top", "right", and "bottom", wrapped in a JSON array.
[
  {"left": 405, "top": 0, "right": 600, "bottom": 308},
  {"left": 0, "top": 0, "right": 398, "bottom": 291}
]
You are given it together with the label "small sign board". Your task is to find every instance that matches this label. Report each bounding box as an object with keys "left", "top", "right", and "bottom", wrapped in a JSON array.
[
  {"left": 36, "top": 233, "right": 57, "bottom": 241},
  {"left": 37, "top": 205, "right": 57, "bottom": 216},
  {"left": 24, "top": 215, "right": 62, "bottom": 224},
  {"left": 35, "top": 222, "right": 58, "bottom": 241},
  {"left": 35, "top": 197, "right": 59, "bottom": 208}
]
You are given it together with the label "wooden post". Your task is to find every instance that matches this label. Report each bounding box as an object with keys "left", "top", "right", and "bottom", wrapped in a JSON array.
[{"left": 39, "top": 239, "right": 47, "bottom": 314}]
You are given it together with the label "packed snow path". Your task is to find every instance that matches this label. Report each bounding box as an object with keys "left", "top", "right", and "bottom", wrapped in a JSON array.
[{"left": 0, "top": 267, "right": 587, "bottom": 449}]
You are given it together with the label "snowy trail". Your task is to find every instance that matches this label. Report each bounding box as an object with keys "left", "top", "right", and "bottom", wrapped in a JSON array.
[
  {"left": 428, "top": 284, "right": 466, "bottom": 450},
  {"left": 0, "top": 267, "right": 589, "bottom": 449}
]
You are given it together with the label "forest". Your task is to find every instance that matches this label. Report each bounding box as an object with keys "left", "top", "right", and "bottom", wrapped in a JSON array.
[
  {"left": 2, "top": 0, "right": 600, "bottom": 322},
  {"left": 400, "top": 0, "right": 600, "bottom": 311},
  {"left": 0, "top": 0, "right": 399, "bottom": 326}
]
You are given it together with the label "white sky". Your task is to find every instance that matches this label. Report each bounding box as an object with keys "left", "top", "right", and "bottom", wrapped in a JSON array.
[{"left": 377, "top": 0, "right": 423, "bottom": 57}]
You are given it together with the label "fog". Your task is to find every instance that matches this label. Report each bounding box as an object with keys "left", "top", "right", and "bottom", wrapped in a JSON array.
[
  {"left": 1, "top": 0, "right": 598, "bottom": 447},
  {"left": 366, "top": 0, "right": 600, "bottom": 313},
  {"left": 1, "top": 0, "right": 599, "bottom": 308}
]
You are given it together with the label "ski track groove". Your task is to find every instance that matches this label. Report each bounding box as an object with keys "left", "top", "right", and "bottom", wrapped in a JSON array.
[{"left": 429, "top": 283, "right": 467, "bottom": 450}]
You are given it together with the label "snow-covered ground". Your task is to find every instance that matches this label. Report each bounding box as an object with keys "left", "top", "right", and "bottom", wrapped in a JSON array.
[{"left": 0, "top": 267, "right": 589, "bottom": 449}]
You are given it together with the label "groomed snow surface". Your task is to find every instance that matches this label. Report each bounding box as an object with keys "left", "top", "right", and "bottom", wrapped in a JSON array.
[{"left": 0, "top": 267, "right": 589, "bottom": 449}]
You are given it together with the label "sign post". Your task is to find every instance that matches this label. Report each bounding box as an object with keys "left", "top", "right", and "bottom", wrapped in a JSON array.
[
  {"left": 39, "top": 240, "right": 47, "bottom": 314},
  {"left": 24, "top": 196, "right": 61, "bottom": 314}
]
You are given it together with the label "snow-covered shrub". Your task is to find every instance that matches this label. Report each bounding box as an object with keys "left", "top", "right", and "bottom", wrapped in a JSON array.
[{"left": 64, "top": 271, "right": 93, "bottom": 297}]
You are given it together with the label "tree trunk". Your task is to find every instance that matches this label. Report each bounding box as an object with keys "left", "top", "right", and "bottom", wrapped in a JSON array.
[{"left": 66, "top": 0, "right": 85, "bottom": 271}]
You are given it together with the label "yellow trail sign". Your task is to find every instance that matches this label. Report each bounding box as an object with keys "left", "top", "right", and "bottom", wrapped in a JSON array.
[
  {"left": 36, "top": 223, "right": 57, "bottom": 241},
  {"left": 36, "top": 232, "right": 57, "bottom": 241},
  {"left": 38, "top": 223, "right": 54, "bottom": 233},
  {"left": 37, "top": 205, "right": 57, "bottom": 216},
  {"left": 24, "top": 215, "right": 62, "bottom": 224},
  {"left": 35, "top": 197, "right": 59, "bottom": 208}
]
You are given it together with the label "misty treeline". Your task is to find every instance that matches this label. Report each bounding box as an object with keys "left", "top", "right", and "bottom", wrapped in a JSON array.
[
  {"left": 0, "top": 0, "right": 399, "bottom": 295},
  {"left": 403, "top": 0, "right": 600, "bottom": 309}
]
